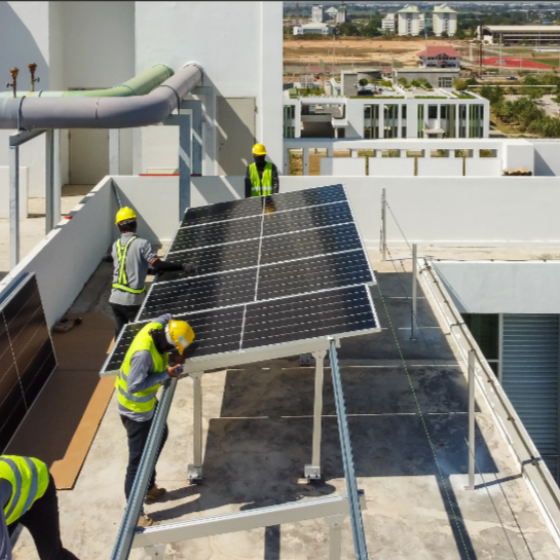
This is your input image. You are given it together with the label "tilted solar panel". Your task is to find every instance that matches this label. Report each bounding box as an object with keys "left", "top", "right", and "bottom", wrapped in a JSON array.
[{"left": 101, "top": 184, "right": 379, "bottom": 376}]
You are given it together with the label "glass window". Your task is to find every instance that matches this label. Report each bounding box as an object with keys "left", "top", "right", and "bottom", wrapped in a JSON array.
[
  {"left": 462, "top": 314, "right": 499, "bottom": 374},
  {"left": 459, "top": 104, "right": 467, "bottom": 138},
  {"left": 469, "top": 104, "right": 484, "bottom": 138},
  {"left": 428, "top": 105, "right": 437, "bottom": 119},
  {"left": 441, "top": 105, "right": 447, "bottom": 118},
  {"left": 439, "top": 78, "right": 452, "bottom": 88},
  {"left": 418, "top": 105, "right": 424, "bottom": 138},
  {"left": 364, "top": 105, "right": 379, "bottom": 139},
  {"left": 383, "top": 105, "right": 398, "bottom": 138},
  {"left": 444, "top": 105, "right": 456, "bottom": 138}
]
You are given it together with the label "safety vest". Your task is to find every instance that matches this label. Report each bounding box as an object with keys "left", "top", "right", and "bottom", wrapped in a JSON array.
[
  {"left": 0, "top": 455, "right": 49, "bottom": 525},
  {"left": 249, "top": 163, "right": 273, "bottom": 197},
  {"left": 116, "top": 322, "right": 168, "bottom": 413},
  {"left": 112, "top": 236, "right": 146, "bottom": 295}
]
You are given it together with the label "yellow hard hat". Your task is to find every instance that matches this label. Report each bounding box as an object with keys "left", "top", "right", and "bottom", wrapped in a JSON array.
[
  {"left": 252, "top": 143, "right": 267, "bottom": 156},
  {"left": 115, "top": 206, "right": 137, "bottom": 225},
  {"left": 165, "top": 320, "right": 195, "bottom": 355}
]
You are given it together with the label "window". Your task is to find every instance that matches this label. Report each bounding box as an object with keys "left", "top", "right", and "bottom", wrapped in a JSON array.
[
  {"left": 438, "top": 77, "right": 452, "bottom": 88},
  {"left": 469, "top": 104, "right": 484, "bottom": 138},
  {"left": 462, "top": 314, "right": 499, "bottom": 374},
  {"left": 364, "top": 105, "right": 379, "bottom": 138},
  {"left": 383, "top": 104, "right": 398, "bottom": 138},
  {"left": 440, "top": 105, "right": 447, "bottom": 118},
  {"left": 428, "top": 105, "right": 438, "bottom": 119},
  {"left": 418, "top": 105, "right": 424, "bottom": 138}
]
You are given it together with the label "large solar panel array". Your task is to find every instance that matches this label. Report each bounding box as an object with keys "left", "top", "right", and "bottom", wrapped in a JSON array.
[
  {"left": 0, "top": 273, "right": 56, "bottom": 450},
  {"left": 101, "top": 185, "right": 379, "bottom": 374}
]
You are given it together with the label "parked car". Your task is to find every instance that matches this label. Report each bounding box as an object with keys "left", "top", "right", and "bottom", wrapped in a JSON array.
[{"left": 506, "top": 76, "right": 518, "bottom": 81}]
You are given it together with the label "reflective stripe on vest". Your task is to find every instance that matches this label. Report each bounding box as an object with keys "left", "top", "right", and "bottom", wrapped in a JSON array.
[
  {"left": 115, "top": 322, "right": 169, "bottom": 413},
  {"left": 249, "top": 162, "right": 273, "bottom": 197},
  {"left": 0, "top": 456, "right": 49, "bottom": 525},
  {"left": 112, "top": 236, "right": 147, "bottom": 295}
]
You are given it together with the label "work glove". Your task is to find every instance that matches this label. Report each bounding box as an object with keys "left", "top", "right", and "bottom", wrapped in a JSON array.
[{"left": 182, "top": 262, "right": 198, "bottom": 275}]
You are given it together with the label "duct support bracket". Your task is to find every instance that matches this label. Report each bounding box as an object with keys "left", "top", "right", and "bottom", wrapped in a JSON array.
[{"left": 187, "top": 370, "right": 203, "bottom": 482}]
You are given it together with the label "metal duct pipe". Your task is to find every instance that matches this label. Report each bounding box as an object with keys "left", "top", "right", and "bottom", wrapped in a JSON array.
[
  {"left": 0, "top": 64, "right": 174, "bottom": 98},
  {"left": 0, "top": 63, "right": 202, "bottom": 129}
]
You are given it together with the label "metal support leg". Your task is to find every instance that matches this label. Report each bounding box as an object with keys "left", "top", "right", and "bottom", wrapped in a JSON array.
[
  {"left": 109, "top": 129, "right": 120, "bottom": 176},
  {"left": 325, "top": 514, "right": 346, "bottom": 560},
  {"left": 179, "top": 114, "right": 192, "bottom": 221},
  {"left": 188, "top": 371, "right": 203, "bottom": 482},
  {"left": 53, "top": 129, "right": 61, "bottom": 227},
  {"left": 9, "top": 144, "right": 19, "bottom": 269},
  {"left": 468, "top": 350, "right": 475, "bottom": 491},
  {"left": 45, "top": 130, "right": 54, "bottom": 233},
  {"left": 410, "top": 243, "right": 417, "bottom": 341},
  {"left": 305, "top": 350, "right": 326, "bottom": 480},
  {"left": 180, "top": 100, "right": 202, "bottom": 175}
]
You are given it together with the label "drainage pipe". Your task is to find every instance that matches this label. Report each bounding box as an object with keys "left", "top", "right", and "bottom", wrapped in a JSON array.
[
  {"left": 0, "top": 64, "right": 174, "bottom": 98},
  {"left": 0, "top": 63, "right": 202, "bottom": 129}
]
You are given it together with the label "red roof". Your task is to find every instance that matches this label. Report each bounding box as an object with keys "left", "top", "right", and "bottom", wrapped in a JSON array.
[{"left": 417, "top": 46, "right": 461, "bottom": 58}]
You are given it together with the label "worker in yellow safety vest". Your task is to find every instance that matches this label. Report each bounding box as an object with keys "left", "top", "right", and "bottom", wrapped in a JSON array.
[
  {"left": 110, "top": 207, "right": 197, "bottom": 337},
  {"left": 244, "top": 143, "right": 279, "bottom": 198},
  {"left": 0, "top": 455, "right": 79, "bottom": 560},
  {"left": 117, "top": 314, "right": 196, "bottom": 527}
]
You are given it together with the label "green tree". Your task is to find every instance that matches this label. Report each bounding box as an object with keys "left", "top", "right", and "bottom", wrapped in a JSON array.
[
  {"left": 337, "top": 22, "right": 360, "bottom": 36},
  {"left": 362, "top": 16, "right": 382, "bottom": 37},
  {"left": 359, "top": 78, "right": 368, "bottom": 87},
  {"left": 441, "top": 31, "right": 449, "bottom": 39},
  {"left": 455, "top": 28, "right": 466, "bottom": 40},
  {"left": 410, "top": 79, "right": 420, "bottom": 87},
  {"left": 523, "top": 76, "right": 540, "bottom": 86},
  {"left": 398, "top": 77, "right": 409, "bottom": 87},
  {"left": 453, "top": 78, "right": 468, "bottom": 91}
]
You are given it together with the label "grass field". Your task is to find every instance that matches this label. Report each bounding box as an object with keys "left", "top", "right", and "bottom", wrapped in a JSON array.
[{"left": 532, "top": 58, "right": 560, "bottom": 68}]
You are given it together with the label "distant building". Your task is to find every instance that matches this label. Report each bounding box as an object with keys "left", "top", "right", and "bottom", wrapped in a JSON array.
[
  {"left": 433, "top": 3, "right": 457, "bottom": 36},
  {"left": 393, "top": 67, "right": 460, "bottom": 88},
  {"left": 311, "top": 4, "right": 324, "bottom": 24},
  {"left": 478, "top": 24, "right": 560, "bottom": 45},
  {"left": 417, "top": 46, "right": 461, "bottom": 69},
  {"left": 326, "top": 6, "right": 338, "bottom": 21},
  {"left": 382, "top": 13, "right": 396, "bottom": 33},
  {"left": 398, "top": 5, "right": 422, "bottom": 36},
  {"left": 293, "top": 23, "right": 334, "bottom": 36},
  {"left": 336, "top": 2, "right": 347, "bottom": 24}
]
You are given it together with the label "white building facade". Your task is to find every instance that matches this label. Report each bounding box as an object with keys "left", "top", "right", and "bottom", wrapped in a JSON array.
[
  {"left": 311, "top": 4, "right": 324, "bottom": 23},
  {"left": 293, "top": 23, "right": 333, "bottom": 35},
  {"left": 398, "top": 5, "right": 422, "bottom": 36},
  {"left": 382, "top": 13, "right": 396, "bottom": 34},
  {"left": 433, "top": 3, "right": 457, "bottom": 36}
]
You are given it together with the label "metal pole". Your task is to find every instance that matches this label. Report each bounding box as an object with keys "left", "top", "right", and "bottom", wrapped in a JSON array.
[
  {"left": 329, "top": 339, "right": 369, "bottom": 560},
  {"left": 9, "top": 144, "right": 19, "bottom": 269},
  {"left": 109, "top": 129, "right": 120, "bottom": 176},
  {"left": 410, "top": 243, "right": 417, "bottom": 341},
  {"left": 187, "top": 370, "right": 203, "bottom": 481},
  {"left": 110, "top": 378, "right": 177, "bottom": 560},
  {"left": 53, "top": 129, "right": 61, "bottom": 228},
  {"left": 381, "top": 188, "right": 386, "bottom": 261},
  {"left": 179, "top": 114, "right": 191, "bottom": 220},
  {"left": 325, "top": 514, "right": 346, "bottom": 560},
  {"left": 305, "top": 350, "right": 326, "bottom": 480},
  {"left": 45, "top": 130, "right": 54, "bottom": 233},
  {"left": 468, "top": 349, "right": 475, "bottom": 491}
]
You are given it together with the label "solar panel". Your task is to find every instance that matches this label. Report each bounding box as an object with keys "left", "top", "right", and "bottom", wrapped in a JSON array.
[
  {"left": 0, "top": 273, "right": 56, "bottom": 450},
  {"left": 101, "top": 184, "right": 379, "bottom": 375}
]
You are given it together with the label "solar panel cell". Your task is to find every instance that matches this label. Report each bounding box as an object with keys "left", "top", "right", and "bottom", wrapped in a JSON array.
[
  {"left": 170, "top": 216, "right": 262, "bottom": 252},
  {"left": 268, "top": 184, "right": 346, "bottom": 213},
  {"left": 262, "top": 202, "right": 352, "bottom": 237},
  {"left": 181, "top": 197, "right": 263, "bottom": 227}
]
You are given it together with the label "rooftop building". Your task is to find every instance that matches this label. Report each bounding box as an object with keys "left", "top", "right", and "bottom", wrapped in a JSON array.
[
  {"left": 478, "top": 24, "right": 560, "bottom": 44},
  {"left": 417, "top": 46, "right": 462, "bottom": 68},
  {"left": 2, "top": 3, "right": 560, "bottom": 560},
  {"left": 293, "top": 22, "right": 334, "bottom": 36},
  {"left": 433, "top": 3, "right": 457, "bottom": 36}
]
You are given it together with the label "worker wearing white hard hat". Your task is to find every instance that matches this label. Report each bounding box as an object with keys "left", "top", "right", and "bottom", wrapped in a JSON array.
[
  {"left": 110, "top": 207, "right": 197, "bottom": 337},
  {"left": 244, "top": 143, "right": 279, "bottom": 198}
]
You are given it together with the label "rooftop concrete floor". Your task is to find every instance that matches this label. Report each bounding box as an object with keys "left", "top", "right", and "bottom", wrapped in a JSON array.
[{"left": 10, "top": 241, "right": 560, "bottom": 560}]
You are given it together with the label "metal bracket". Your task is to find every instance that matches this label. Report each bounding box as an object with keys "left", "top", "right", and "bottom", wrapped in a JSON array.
[{"left": 304, "top": 465, "right": 321, "bottom": 480}]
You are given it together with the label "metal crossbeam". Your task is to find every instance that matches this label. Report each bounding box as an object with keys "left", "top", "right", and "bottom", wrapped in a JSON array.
[{"left": 133, "top": 493, "right": 351, "bottom": 548}]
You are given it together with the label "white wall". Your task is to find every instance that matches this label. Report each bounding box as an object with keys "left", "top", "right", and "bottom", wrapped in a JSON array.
[
  {"left": 369, "top": 158, "right": 415, "bottom": 177},
  {"left": 0, "top": 177, "right": 113, "bottom": 327},
  {"left": 417, "top": 157, "right": 462, "bottom": 176},
  {"left": 503, "top": 141, "right": 534, "bottom": 174},
  {"left": 534, "top": 143, "right": 560, "bottom": 177},
  {"left": 135, "top": 2, "right": 283, "bottom": 174},
  {"left": 320, "top": 157, "right": 366, "bottom": 176},
  {"left": 433, "top": 261, "right": 560, "bottom": 314},
  {"left": 0, "top": 167, "right": 28, "bottom": 219}
]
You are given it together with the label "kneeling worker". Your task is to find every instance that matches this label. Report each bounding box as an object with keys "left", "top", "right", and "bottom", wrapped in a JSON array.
[
  {"left": 117, "top": 313, "right": 195, "bottom": 527},
  {"left": 110, "top": 207, "right": 196, "bottom": 337},
  {"left": 244, "top": 143, "right": 279, "bottom": 198},
  {"left": 0, "top": 455, "right": 79, "bottom": 560}
]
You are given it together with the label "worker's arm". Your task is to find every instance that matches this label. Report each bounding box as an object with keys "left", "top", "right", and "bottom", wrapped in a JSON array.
[
  {"left": 0, "top": 480, "right": 12, "bottom": 560},
  {"left": 151, "top": 259, "right": 197, "bottom": 275},
  {"left": 272, "top": 164, "right": 279, "bottom": 194},
  {"left": 127, "top": 351, "right": 170, "bottom": 393},
  {"left": 244, "top": 167, "right": 252, "bottom": 198}
]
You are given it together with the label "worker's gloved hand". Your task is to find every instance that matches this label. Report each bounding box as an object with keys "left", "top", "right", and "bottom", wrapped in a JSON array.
[{"left": 182, "top": 262, "right": 198, "bottom": 275}]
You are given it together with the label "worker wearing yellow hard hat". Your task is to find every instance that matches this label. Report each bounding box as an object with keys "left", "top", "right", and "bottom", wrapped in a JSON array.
[
  {"left": 244, "top": 143, "right": 279, "bottom": 198},
  {"left": 117, "top": 313, "right": 196, "bottom": 527},
  {"left": 109, "top": 207, "right": 198, "bottom": 337}
]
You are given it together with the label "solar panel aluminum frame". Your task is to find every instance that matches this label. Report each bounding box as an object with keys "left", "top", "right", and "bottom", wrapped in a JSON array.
[{"left": 100, "top": 284, "right": 380, "bottom": 377}]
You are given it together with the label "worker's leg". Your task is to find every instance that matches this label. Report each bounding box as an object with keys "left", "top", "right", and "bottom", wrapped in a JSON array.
[
  {"left": 110, "top": 303, "right": 141, "bottom": 338},
  {"left": 121, "top": 414, "right": 169, "bottom": 501},
  {"left": 16, "top": 474, "right": 79, "bottom": 560}
]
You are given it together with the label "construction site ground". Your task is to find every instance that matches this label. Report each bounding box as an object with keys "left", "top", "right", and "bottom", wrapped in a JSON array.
[{"left": 8, "top": 230, "right": 560, "bottom": 559}]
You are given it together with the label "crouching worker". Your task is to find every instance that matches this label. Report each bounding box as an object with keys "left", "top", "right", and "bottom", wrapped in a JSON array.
[
  {"left": 0, "top": 455, "right": 79, "bottom": 560},
  {"left": 117, "top": 314, "right": 195, "bottom": 527}
]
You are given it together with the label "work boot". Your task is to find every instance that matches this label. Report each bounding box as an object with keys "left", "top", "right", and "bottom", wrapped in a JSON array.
[
  {"left": 137, "top": 513, "right": 157, "bottom": 527},
  {"left": 145, "top": 485, "right": 166, "bottom": 504}
]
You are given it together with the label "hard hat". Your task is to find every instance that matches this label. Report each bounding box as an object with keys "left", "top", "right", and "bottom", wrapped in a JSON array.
[
  {"left": 115, "top": 206, "right": 137, "bottom": 225},
  {"left": 165, "top": 320, "right": 195, "bottom": 355},
  {"left": 252, "top": 143, "right": 267, "bottom": 156}
]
